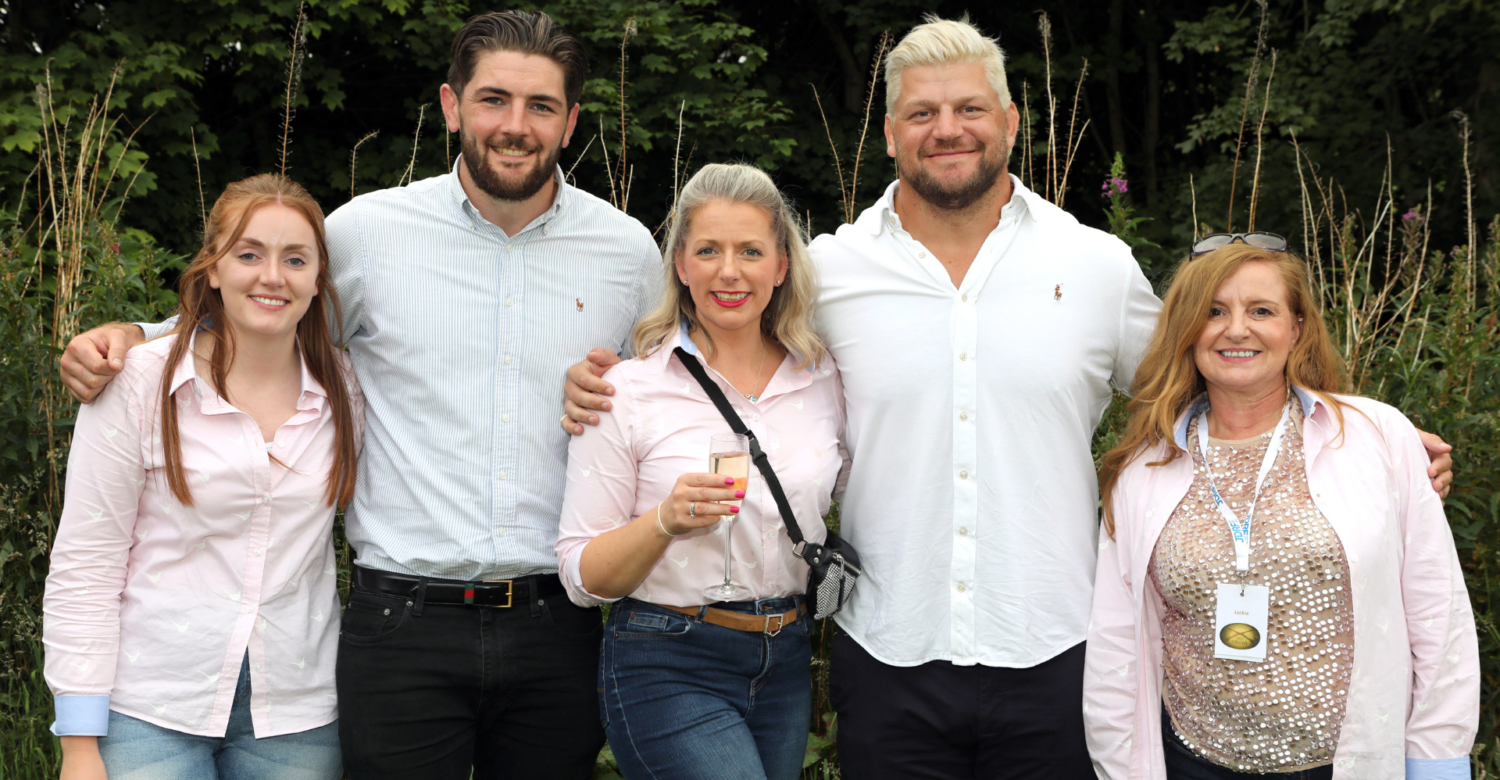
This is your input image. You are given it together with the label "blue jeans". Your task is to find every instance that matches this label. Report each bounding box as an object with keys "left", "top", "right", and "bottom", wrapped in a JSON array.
[
  {"left": 601, "top": 597, "right": 812, "bottom": 780},
  {"left": 97, "top": 654, "right": 342, "bottom": 780}
]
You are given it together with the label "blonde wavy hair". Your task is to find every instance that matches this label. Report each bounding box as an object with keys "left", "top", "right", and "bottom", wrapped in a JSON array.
[
  {"left": 632, "top": 163, "right": 826, "bottom": 368},
  {"left": 885, "top": 14, "right": 1010, "bottom": 114},
  {"left": 1098, "top": 243, "right": 1351, "bottom": 536}
]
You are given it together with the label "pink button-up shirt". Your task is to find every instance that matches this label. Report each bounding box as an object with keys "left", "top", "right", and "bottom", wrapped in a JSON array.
[
  {"left": 43, "top": 332, "right": 362, "bottom": 738},
  {"left": 557, "top": 329, "right": 847, "bottom": 607},
  {"left": 1084, "top": 389, "right": 1479, "bottom": 780}
]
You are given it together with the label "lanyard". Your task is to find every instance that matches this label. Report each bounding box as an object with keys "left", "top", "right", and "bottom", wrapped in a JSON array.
[{"left": 1196, "top": 402, "right": 1291, "bottom": 573}]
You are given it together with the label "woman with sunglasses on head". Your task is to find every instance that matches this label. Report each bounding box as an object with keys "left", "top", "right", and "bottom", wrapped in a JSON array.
[
  {"left": 44, "top": 174, "right": 360, "bottom": 780},
  {"left": 1083, "top": 234, "right": 1478, "bottom": 780}
]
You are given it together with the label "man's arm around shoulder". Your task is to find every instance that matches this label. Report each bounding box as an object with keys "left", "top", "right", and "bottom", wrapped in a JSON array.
[{"left": 60, "top": 322, "right": 148, "bottom": 404}]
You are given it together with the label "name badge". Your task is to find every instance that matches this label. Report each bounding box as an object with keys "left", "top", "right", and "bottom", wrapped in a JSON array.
[{"left": 1214, "top": 583, "right": 1269, "bottom": 662}]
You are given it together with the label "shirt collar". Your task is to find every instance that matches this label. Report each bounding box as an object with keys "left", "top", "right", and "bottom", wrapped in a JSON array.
[
  {"left": 870, "top": 174, "right": 1031, "bottom": 237},
  {"left": 1172, "top": 386, "right": 1322, "bottom": 449},
  {"left": 446, "top": 158, "right": 569, "bottom": 233},
  {"left": 670, "top": 319, "right": 817, "bottom": 373},
  {"left": 170, "top": 329, "right": 329, "bottom": 413}
]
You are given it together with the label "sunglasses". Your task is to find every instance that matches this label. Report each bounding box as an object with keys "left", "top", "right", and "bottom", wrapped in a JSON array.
[{"left": 1190, "top": 232, "right": 1289, "bottom": 257}]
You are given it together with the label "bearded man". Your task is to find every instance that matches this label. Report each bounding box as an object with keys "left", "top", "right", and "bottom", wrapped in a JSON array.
[{"left": 58, "top": 11, "right": 659, "bottom": 780}]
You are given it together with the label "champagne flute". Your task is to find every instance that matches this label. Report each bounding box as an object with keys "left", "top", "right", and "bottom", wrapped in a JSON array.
[{"left": 704, "top": 432, "right": 753, "bottom": 601}]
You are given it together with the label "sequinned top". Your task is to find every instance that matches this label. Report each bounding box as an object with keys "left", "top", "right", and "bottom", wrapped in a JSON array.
[{"left": 1149, "top": 397, "right": 1353, "bottom": 772}]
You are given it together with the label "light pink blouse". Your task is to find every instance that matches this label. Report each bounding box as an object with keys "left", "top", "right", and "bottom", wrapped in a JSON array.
[
  {"left": 1085, "top": 390, "right": 1479, "bottom": 780},
  {"left": 43, "top": 332, "right": 362, "bottom": 738},
  {"left": 557, "top": 329, "right": 848, "bottom": 607}
]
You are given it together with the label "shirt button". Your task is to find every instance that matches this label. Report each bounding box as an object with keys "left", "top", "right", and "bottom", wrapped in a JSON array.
[
  {"left": 506, "top": 244, "right": 514, "bottom": 252},
  {"left": 261, "top": 495, "right": 271, "bottom": 505},
  {"left": 959, "top": 470, "right": 969, "bottom": 479},
  {"left": 274, "top": 441, "right": 284, "bottom": 449},
  {"left": 506, "top": 298, "right": 514, "bottom": 307},
  {"left": 502, "top": 414, "right": 511, "bottom": 423},
  {"left": 499, "top": 472, "right": 508, "bottom": 481},
  {"left": 255, "top": 663, "right": 263, "bottom": 671},
  {"left": 959, "top": 527, "right": 969, "bottom": 536},
  {"left": 504, "top": 356, "right": 513, "bottom": 365},
  {"left": 918, "top": 252, "right": 927, "bottom": 258},
  {"left": 956, "top": 583, "right": 967, "bottom": 593},
  {"left": 244, "top": 605, "right": 254, "bottom": 613},
  {"left": 961, "top": 293, "right": 968, "bottom": 302},
  {"left": 753, "top": 414, "right": 761, "bottom": 422},
  {"left": 959, "top": 412, "right": 968, "bottom": 422},
  {"left": 959, "top": 352, "right": 968, "bottom": 361},
  {"left": 251, "top": 548, "right": 263, "bottom": 556}
]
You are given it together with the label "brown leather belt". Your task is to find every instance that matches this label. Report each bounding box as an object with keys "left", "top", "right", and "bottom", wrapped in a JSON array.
[{"left": 660, "top": 603, "right": 806, "bottom": 635}]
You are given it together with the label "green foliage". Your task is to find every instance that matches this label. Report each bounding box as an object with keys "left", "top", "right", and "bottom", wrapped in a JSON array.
[{"left": 0, "top": 204, "right": 180, "bottom": 780}]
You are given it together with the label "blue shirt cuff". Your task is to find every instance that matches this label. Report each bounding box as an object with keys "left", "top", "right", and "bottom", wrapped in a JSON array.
[
  {"left": 50, "top": 695, "right": 110, "bottom": 737},
  {"left": 1407, "top": 756, "right": 1471, "bottom": 780}
]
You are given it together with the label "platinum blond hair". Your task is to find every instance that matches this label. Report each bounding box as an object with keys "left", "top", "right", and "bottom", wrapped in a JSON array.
[
  {"left": 632, "top": 163, "right": 826, "bottom": 369},
  {"left": 885, "top": 15, "right": 1010, "bottom": 114}
]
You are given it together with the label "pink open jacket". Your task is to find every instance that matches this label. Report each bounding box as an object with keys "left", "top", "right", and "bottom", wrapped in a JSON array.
[{"left": 1084, "top": 388, "right": 1478, "bottom": 780}]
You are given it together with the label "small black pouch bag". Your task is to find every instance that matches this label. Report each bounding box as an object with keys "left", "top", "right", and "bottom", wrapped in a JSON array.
[{"left": 674, "top": 347, "right": 862, "bottom": 619}]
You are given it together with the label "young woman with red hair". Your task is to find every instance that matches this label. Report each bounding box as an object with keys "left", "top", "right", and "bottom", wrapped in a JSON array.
[{"left": 43, "top": 174, "right": 361, "bottom": 780}]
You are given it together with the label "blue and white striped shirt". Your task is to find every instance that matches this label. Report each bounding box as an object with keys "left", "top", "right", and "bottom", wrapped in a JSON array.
[{"left": 324, "top": 165, "right": 661, "bottom": 579}]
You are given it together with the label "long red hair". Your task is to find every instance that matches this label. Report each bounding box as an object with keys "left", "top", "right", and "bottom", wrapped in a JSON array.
[{"left": 157, "top": 174, "right": 357, "bottom": 508}]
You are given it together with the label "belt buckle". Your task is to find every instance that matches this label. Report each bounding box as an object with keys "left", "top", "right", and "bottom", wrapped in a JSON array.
[
  {"left": 763, "top": 612, "right": 786, "bottom": 637},
  {"left": 481, "top": 580, "right": 514, "bottom": 608}
]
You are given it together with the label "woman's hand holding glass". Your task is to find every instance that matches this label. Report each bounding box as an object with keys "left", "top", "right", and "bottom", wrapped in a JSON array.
[{"left": 657, "top": 473, "right": 744, "bottom": 537}]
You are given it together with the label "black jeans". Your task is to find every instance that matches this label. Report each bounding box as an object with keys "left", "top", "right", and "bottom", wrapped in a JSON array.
[
  {"left": 335, "top": 579, "right": 605, "bottom": 780},
  {"left": 1162, "top": 707, "right": 1333, "bottom": 780},
  {"left": 830, "top": 632, "right": 1093, "bottom": 780}
]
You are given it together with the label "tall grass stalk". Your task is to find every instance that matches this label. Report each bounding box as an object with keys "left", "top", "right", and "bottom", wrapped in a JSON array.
[{"left": 1, "top": 77, "right": 177, "bottom": 780}]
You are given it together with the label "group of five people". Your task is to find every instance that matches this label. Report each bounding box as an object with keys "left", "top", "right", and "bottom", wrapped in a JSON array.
[{"left": 44, "top": 9, "right": 1478, "bottom": 780}]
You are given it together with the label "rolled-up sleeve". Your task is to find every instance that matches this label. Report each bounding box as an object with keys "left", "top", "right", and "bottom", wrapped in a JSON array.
[
  {"left": 556, "top": 368, "right": 640, "bottom": 607},
  {"left": 1390, "top": 411, "right": 1479, "bottom": 771},
  {"left": 42, "top": 370, "right": 147, "bottom": 736}
]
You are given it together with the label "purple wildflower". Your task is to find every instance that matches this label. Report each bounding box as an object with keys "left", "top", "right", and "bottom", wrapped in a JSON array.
[
  {"left": 1401, "top": 207, "right": 1423, "bottom": 224},
  {"left": 1101, "top": 176, "right": 1129, "bottom": 199}
]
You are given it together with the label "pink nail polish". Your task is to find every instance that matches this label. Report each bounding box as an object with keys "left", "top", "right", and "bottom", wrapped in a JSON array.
[
  {"left": 734, "top": 490, "right": 745, "bottom": 498},
  {"left": 730, "top": 506, "right": 740, "bottom": 513},
  {"left": 724, "top": 478, "right": 735, "bottom": 485}
]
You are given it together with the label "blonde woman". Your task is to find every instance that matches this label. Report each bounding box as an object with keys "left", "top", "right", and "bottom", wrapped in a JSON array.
[
  {"left": 555, "top": 163, "right": 845, "bottom": 780},
  {"left": 1085, "top": 237, "right": 1479, "bottom": 779}
]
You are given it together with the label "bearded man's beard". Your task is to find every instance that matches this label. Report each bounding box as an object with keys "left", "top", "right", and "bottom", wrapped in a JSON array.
[
  {"left": 460, "top": 128, "right": 562, "bottom": 202},
  {"left": 899, "top": 138, "right": 1010, "bottom": 212}
]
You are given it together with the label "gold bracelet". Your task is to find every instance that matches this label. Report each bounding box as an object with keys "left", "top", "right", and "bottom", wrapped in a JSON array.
[{"left": 657, "top": 503, "right": 684, "bottom": 538}]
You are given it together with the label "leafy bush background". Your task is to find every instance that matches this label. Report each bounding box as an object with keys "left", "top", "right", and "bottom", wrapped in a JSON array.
[{"left": 1, "top": 0, "right": 1497, "bottom": 777}]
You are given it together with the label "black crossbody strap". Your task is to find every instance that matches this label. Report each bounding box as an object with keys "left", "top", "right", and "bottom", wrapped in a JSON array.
[{"left": 673, "top": 347, "right": 806, "bottom": 546}]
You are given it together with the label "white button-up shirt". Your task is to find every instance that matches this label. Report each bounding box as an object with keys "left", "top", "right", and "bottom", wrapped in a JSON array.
[{"left": 809, "top": 177, "right": 1160, "bottom": 667}]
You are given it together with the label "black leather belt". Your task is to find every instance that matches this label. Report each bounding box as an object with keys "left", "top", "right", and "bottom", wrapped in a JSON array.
[{"left": 353, "top": 565, "right": 566, "bottom": 608}]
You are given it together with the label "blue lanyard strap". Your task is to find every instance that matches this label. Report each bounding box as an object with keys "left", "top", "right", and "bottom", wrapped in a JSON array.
[{"left": 1196, "top": 401, "right": 1291, "bottom": 573}]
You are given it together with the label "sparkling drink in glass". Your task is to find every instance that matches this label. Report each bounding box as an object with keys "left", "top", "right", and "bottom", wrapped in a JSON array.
[{"left": 704, "top": 433, "right": 753, "bottom": 601}]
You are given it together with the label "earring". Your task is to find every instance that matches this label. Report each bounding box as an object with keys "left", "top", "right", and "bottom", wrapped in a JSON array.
[{"left": 775, "top": 278, "right": 784, "bottom": 286}]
